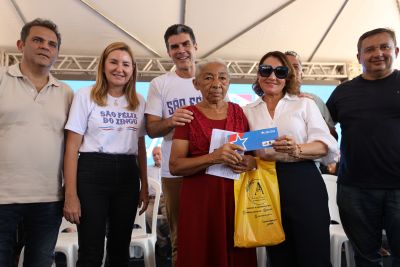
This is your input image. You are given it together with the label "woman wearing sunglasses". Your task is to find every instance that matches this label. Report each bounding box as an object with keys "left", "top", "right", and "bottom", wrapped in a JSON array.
[{"left": 243, "top": 51, "right": 339, "bottom": 267}]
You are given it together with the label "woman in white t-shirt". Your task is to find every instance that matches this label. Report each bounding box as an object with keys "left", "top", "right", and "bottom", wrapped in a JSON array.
[
  {"left": 63, "top": 42, "right": 148, "bottom": 267},
  {"left": 243, "top": 51, "right": 339, "bottom": 267}
]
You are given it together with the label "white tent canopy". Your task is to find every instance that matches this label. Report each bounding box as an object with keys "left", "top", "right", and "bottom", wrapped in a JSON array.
[{"left": 1, "top": 0, "right": 399, "bottom": 81}]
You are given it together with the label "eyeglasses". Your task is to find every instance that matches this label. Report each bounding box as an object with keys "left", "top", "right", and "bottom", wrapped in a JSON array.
[{"left": 258, "top": 64, "right": 289, "bottom": 79}]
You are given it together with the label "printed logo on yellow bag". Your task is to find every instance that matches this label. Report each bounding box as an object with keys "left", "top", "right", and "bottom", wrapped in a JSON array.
[
  {"left": 234, "top": 158, "right": 285, "bottom": 247},
  {"left": 246, "top": 176, "right": 266, "bottom": 206}
]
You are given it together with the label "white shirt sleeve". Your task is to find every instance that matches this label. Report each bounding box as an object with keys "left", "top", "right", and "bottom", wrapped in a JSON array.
[
  {"left": 145, "top": 79, "right": 163, "bottom": 117},
  {"left": 65, "top": 87, "right": 92, "bottom": 135},
  {"left": 303, "top": 99, "right": 339, "bottom": 164},
  {"left": 137, "top": 94, "right": 146, "bottom": 137}
]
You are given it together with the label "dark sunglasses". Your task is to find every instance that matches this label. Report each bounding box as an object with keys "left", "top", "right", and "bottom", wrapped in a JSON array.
[{"left": 258, "top": 64, "right": 289, "bottom": 79}]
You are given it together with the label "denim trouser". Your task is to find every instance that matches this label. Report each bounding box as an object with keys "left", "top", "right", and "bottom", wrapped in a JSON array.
[
  {"left": 0, "top": 201, "right": 63, "bottom": 267},
  {"left": 76, "top": 152, "right": 140, "bottom": 267},
  {"left": 337, "top": 184, "right": 400, "bottom": 267}
]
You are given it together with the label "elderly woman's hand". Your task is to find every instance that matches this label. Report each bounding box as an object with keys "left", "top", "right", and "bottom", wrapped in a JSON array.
[
  {"left": 272, "top": 135, "right": 298, "bottom": 155},
  {"left": 228, "top": 155, "right": 256, "bottom": 173},
  {"left": 211, "top": 143, "right": 244, "bottom": 165}
]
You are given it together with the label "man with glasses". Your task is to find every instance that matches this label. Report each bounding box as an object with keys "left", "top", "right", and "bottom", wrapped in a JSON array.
[
  {"left": 0, "top": 18, "right": 73, "bottom": 266},
  {"left": 327, "top": 28, "right": 400, "bottom": 266}
]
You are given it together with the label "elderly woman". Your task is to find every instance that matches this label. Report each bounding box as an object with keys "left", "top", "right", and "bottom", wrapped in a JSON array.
[
  {"left": 243, "top": 51, "right": 339, "bottom": 267},
  {"left": 63, "top": 42, "right": 148, "bottom": 266},
  {"left": 169, "top": 60, "right": 257, "bottom": 267}
]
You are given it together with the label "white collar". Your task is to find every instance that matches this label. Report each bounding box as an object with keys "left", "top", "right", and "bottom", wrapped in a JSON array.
[{"left": 247, "top": 93, "right": 298, "bottom": 108}]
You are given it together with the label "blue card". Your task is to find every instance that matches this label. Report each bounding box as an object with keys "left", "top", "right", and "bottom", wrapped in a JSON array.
[{"left": 228, "top": 127, "right": 279, "bottom": 151}]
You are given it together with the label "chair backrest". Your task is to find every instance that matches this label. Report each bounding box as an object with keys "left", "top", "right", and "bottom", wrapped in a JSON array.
[
  {"left": 133, "top": 178, "right": 161, "bottom": 236},
  {"left": 321, "top": 174, "right": 341, "bottom": 224}
]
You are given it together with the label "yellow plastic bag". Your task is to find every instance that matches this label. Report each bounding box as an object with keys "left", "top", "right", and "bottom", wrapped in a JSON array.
[{"left": 234, "top": 158, "right": 285, "bottom": 247}]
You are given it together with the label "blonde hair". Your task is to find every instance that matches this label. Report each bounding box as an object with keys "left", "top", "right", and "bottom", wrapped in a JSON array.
[{"left": 91, "top": 42, "right": 139, "bottom": 111}]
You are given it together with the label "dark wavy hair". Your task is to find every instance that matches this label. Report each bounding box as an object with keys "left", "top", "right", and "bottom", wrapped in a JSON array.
[
  {"left": 164, "top": 24, "right": 196, "bottom": 50},
  {"left": 252, "top": 51, "right": 299, "bottom": 97},
  {"left": 20, "top": 18, "right": 61, "bottom": 50}
]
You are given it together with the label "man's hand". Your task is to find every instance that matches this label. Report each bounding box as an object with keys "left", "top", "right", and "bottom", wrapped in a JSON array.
[
  {"left": 169, "top": 107, "right": 194, "bottom": 127},
  {"left": 146, "top": 107, "right": 195, "bottom": 138}
]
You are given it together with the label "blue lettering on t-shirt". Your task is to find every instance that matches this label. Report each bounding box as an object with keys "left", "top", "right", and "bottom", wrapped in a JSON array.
[
  {"left": 116, "top": 118, "right": 137, "bottom": 125},
  {"left": 117, "top": 112, "right": 137, "bottom": 119},
  {"left": 101, "top": 110, "right": 116, "bottom": 117},
  {"left": 189, "top": 96, "right": 202, "bottom": 105},
  {"left": 166, "top": 98, "right": 188, "bottom": 115},
  {"left": 100, "top": 110, "right": 138, "bottom": 126}
]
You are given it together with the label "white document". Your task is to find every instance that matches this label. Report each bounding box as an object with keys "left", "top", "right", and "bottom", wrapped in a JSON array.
[{"left": 206, "top": 129, "right": 241, "bottom": 180}]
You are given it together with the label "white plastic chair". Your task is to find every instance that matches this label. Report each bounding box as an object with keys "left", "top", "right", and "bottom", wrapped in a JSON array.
[
  {"left": 18, "top": 218, "right": 78, "bottom": 267},
  {"left": 322, "top": 174, "right": 355, "bottom": 267},
  {"left": 330, "top": 224, "right": 355, "bottom": 267},
  {"left": 129, "top": 178, "right": 161, "bottom": 267},
  {"left": 55, "top": 218, "right": 79, "bottom": 267}
]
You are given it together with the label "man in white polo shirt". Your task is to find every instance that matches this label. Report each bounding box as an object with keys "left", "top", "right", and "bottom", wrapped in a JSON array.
[{"left": 0, "top": 18, "right": 73, "bottom": 267}]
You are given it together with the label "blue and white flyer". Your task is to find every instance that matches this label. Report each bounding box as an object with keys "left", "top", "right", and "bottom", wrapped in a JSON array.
[{"left": 228, "top": 127, "right": 279, "bottom": 151}]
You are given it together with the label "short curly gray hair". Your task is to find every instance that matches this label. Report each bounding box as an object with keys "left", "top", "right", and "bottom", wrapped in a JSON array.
[{"left": 195, "top": 59, "right": 229, "bottom": 78}]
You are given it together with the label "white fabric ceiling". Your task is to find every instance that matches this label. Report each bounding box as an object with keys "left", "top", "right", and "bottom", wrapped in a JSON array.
[{"left": 1, "top": 0, "right": 399, "bottom": 67}]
